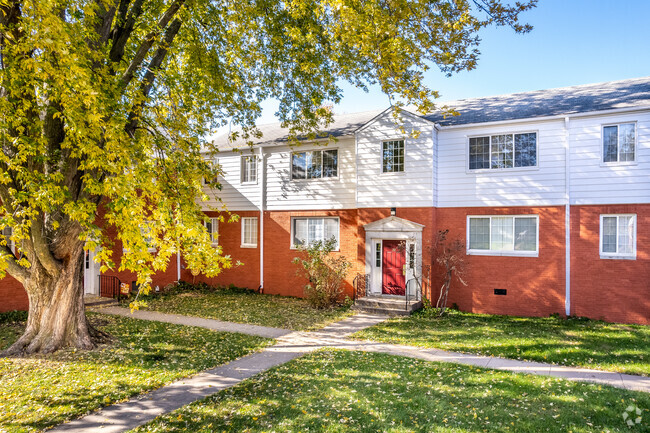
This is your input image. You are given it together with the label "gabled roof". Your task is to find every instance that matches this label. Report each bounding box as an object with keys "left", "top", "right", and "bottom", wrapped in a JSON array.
[
  {"left": 426, "top": 77, "right": 650, "bottom": 126},
  {"left": 212, "top": 109, "right": 383, "bottom": 151},
  {"left": 363, "top": 216, "right": 425, "bottom": 232}
]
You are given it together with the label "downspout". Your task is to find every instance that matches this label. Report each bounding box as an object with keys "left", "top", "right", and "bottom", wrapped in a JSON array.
[
  {"left": 564, "top": 116, "right": 571, "bottom": 317},
  {"left": 177, "top": 238, "right": 181, "bottom": 281},
  {"left": 259, "top": 146, "right": 265, "bottom": 292}
]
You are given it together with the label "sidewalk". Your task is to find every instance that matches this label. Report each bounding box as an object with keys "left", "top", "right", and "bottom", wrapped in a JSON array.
[{"left": 54, "top": 307, "right": 649, "bottom": 433}]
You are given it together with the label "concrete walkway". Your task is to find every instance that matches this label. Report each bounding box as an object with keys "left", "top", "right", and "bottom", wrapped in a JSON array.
[{"left": 54, "top": 307, "right": 650, "bottom": 432}]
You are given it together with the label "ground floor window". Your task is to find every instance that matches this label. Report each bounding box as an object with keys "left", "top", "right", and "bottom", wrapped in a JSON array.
[
  {"left": 241, "top": 217, "right": 258, "bottom": 248},
  {"left": 467, "top": 215, "right": 538, "bottom": 256},
  {"left": 206, "top": 218, "right": 219, "bottom": 245},
  {"left": 600, "top": 214, "right": 636, "bottom": 259},
  {"left": 291, "top": 217, "right": 339, "bottom": 249}
]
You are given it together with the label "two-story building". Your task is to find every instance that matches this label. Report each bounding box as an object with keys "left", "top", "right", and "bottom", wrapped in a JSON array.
[{"left": 3, "top": 77, "right": 648, "bottom": 325}]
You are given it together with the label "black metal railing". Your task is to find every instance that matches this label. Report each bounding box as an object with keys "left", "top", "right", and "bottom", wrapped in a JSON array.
[
  {"left": 100, "top": 275, "right": 123, "bottom": 301},
  {"left": 352, "top": 273, "right": 369, "bottom": 301},
  {"left": 405, "top": 277, "right": 422, "bottom": 311}
]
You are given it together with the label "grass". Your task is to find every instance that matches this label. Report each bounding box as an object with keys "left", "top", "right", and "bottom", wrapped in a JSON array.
[
  {"left": 137, "top": 287, "right": 354, "bottom": 331},
  {"left": 131, "top": 349, "right": 649, "bottom": 433},
  {"left": 352, "top": 309, "right": 650, "bottom": 376},
  {"left": 0, "top": 312, "right": 272, "bottom": 432}
]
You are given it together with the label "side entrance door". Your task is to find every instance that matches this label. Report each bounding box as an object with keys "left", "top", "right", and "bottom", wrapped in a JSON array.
[
  {"left": 382, "top": 240, "right": 406, "bottom": 295},
  {"left": 83, "top": 249, "right": 100, "bottom": 296}
]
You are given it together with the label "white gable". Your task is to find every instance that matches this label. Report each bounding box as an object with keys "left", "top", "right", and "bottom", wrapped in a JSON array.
[{"left": 363, "top": 216, "right": 424, "bottom": 232}]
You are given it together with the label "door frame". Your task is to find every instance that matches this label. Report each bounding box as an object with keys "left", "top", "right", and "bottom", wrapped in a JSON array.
[
  {"left": 363, "top": 216, "right": 424, "bottom": 297},
  {"left": 83, "top": 247, "right": 101, "bottom": 296}
]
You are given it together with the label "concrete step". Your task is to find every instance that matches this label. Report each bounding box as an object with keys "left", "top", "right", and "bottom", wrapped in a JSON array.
[
  {"left": 84, "top": 296, "right": 119, "bottom": 308},
  {"left": 352, "top": 297, "right": 422, "bottom": 316}
]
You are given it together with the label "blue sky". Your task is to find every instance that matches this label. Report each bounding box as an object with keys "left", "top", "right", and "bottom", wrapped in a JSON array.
[{"left": 256, "top": 0, "right": 650, "bottom": 124}]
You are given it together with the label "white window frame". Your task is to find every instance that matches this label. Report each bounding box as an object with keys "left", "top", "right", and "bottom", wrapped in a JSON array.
[
  {"left": 599, "top": 214, "right": 636, "bottom": 259},
  {"left": 205, "top": 218, "right": 219, "bottom": 245},
  {"left": 290, "top": 216, "right": 340, "bottom": 250},
  {"left": 203, "top": 158, "right": 220, "bottom": 186},
  {"left": 601, "top": 122, "right": 637, "bottom": 165},
  {"left": 467, "top": 131, "right": 539, "bottom": 172},
  {"left": 241, "top": 217, "right": 258, "bottom": 248},
  {"left": 2, "top": 226, "right": 15, "bottom": 255},
  {"left": 290, "top": 147, "right": 339, "bottom": 181},
  {"left": 240, "top": 155, "right": 258, "bottom": 184},
  {"left": 381, "top": 139, "right": 406, "bottom": 174},
  {"left": 466, "top": 215, "right": 539, "bottom": 257}
]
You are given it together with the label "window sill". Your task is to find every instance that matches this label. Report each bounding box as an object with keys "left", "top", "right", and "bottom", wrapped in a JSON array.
[
  {"left": 467, "top": 249, "right": 538, "bottom": 258},
  {"left": 380, "top": 171, "right": 406, "bottom": 176},
  {"left": 241, "top": 244, "right": 257, "bottom": 249},
  {"left": 600, "top": 254, "right": 636, "bottom": 260},
  {"left": 291, "top": 245, "right": 340, "bottom": 252},
  {"left": 466, "top": 166, "right": 539, "bottom": 174},
  {"left": 241, "top": 181, "right": 258, "bottom": 186},
  {"left": 290, "top": 176, "right": 340, "bottom": 183},
  {"left": 599, "top": 161, "right": 638, "bottom": 168}
]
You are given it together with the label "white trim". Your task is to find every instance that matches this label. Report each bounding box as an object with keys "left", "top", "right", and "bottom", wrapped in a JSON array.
[
  {"left": 240, "top": 216, "right": 258, "bottom": 248},
  {"left": 466, "top": 215, "right": 540, "bottom": 257},
  {"left": 205, "top": 218, "right": 219, "bottom": 246},
  {"left": 600, "top": 121, "right": 637, "bottom": 165},
  {"left": 259, "top": 146, "right": 265, "bottom": 290},
  {"left": 355, "top": 107, "right": 435, "bottom": 134},
  {"left": 564, "top": 116, "right": 571, "bottom": 317},
  {"left": 599, "top": 214, "right": 637, "bottom": 259},
  {"left": 289, "top": 216, "right": 341, "bottom": 251},
  {"left": 466, "top": 131, "right": 539, "bottom": 172}
]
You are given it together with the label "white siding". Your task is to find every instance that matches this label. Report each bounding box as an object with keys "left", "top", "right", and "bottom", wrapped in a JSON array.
[
  {"left": 201, "top": 151, "right": 260, "bottom": 211},
  {"left": 569, "top": 111, "right": 650, "bottom": 204},
  {"left": 436, "top": 119, "right": 567, "bottom": 207},
  {"left": 265, "top": 138, "right": 357, "bottom": 210},
  {"left": 356, "top": 111, "right": 435, "bottom": 208}
]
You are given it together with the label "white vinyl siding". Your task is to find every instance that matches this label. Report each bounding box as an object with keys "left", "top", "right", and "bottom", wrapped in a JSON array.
[
  {"left": 206, "top": 218, "right": 219, "bottom": 245},
  {"left": 291, "top": 217, "right": 339, "bottom": 249},
  {"left": 241, "top": 217, "right": 258, "bottom": 247},
  {"left": 201, "top": 152, "right": 260, "bottom": 211},
  {"left": 603, "top": 123, "right": 635, "bottom": 163},
  {"left": 241, "top": 156, "right": 258, "bottom": 184},
  {"left": 571, "top": 112, "right": 650, "bottom": 205},
  {"left": 467, "top": 215, "right": 538, "bottom": 256},
  {"left": 600, "top": 214, "right": 636, "bottom": 259}
]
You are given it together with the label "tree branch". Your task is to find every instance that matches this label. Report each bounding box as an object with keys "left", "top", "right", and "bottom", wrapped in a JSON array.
[
  {"left": 109, "top": 0, "right": 145, "bottom": 64},
  {"left": 31, "top": 215, "right": 61, "bottom": 277},
  {"left": 0, "top": 245, "right": 29, "bottom": 285}
]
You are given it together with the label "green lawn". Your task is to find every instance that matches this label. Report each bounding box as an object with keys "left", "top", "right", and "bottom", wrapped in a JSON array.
[
  {"left": 352, "top": 309, "right": 650, "bottom": 376},
  {"left": 0, "top": 312, "right": 271, "bottom": 433},
  {"left": 138, "top": 288, "right": 354, "bottom": 331},
  {"left": 131, "top": 349, "right": 649, "bottom": 433}
]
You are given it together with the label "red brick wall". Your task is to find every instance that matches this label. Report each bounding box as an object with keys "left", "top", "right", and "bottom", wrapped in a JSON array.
[
  {"left": 436, "top": 206, "right": 566, "bottom": 318},
  {"left": 0, "top": 276, "right": 28, "bottom": 312},
  {"left": 570, "top": 204, "right": 650, "bottom": 325},
  {"left": 262, "top": 209, "right": 360, "bottom": 298},
  {"left": 193, "top": 211, "right": 262, "bottom": 290}
]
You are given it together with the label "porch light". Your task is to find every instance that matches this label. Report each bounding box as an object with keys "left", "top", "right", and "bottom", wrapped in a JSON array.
[{"left": 390, "top": 207, "right": 396, "bottom": 216}]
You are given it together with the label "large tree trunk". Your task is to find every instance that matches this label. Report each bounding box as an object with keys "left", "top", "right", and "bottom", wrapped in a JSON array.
[{"left": 3, "top": 245, "right": 104, "bottom": 355}]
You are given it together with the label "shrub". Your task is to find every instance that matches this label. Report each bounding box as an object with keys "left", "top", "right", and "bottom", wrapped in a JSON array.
[
  {"left": 293, "top": 238, "right": 352, "bottom": 309},
  {"left": 0, "top": 310, "right": 28, "bottom": 324}
]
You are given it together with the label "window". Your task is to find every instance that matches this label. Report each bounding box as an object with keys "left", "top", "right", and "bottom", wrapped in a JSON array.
[
  {"left": 375, "top": 242, "right": 381, "bottom": 267},
  {"left": 205, "top": 218, "right": 219, "bottom": 245},
  {"left": 291, "top": 149, "right": 337, "bottom": 180},
  {"left": 2, "top": 227, "right": 15, "bottom": 255},
  {"left": 603, "top": 123, "right": 635, "bottom": 163},
  {"left": 142, "top": 221, "right": 157, "bottom": 252},
  {"left": 467, "top": 215, "right": 538, "bottom": 256},
  {"left": 291, "top": 217, "right": 339, "bottom": 249},
  {"left": 241, "top": 217, "right": 258, "bottom": 247},
  {"left": 469, "top": 132, "right": 537, "bottom": 170},
  {"left": 600, "top": 214, "right": 636, "bottom": 258},
  {"left": 382, "top": 140, "right": 405, "bottom": 173},
  {"left": 241, "top": 155, "right": 258, "bottom": 183},
  {"left": 203, "top": 158, "right": 219, "bottom": 185}
]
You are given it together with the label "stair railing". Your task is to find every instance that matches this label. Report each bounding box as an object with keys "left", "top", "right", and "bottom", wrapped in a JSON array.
[
  {"left": 405, "top": 277, "right": 421, "bottom": 311},
  {"left": 352, "top": 273, "right": 369, "bottom": 301},
  {"left": 99, "top": 275, "right": 123, "bottom": 301}
]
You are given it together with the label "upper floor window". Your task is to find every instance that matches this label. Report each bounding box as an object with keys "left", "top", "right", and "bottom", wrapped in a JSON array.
[
  {"left": 205, "top": 218, "right": 219, "bottom": 245},
  {"left": 291, "top": 217, "right": 339, "bottom": 249},
  {"left": 291, "top": 149, "right": 337, "bottom": 180},
  {"left": 603, "top": 123, "right": 635, "bottom": 163},
  {"left": 382, "top": 140, "right": 404, "bottom": 173},
  {"left": 600, "top": 214, "right": 636, "bottom": 259},
  {"left": 469, "top": 132, "right": 537, "bottom": 170},
  {"left": 241, "top": 155, "right": 258, "bottom": 184},
  {"left": 467, "top": 215, "right": 538, "bottom": 256},
  {"left": 203, "top": 158, "right": 219, "bottom": 185}
]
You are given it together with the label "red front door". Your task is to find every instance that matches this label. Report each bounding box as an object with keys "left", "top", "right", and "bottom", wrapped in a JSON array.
[{"left": 382, "top": 240, "right": 406, "bottom": 295}]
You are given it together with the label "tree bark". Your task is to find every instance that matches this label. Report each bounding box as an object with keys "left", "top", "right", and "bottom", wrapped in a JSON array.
[{"left": 2, "top": 243, "right": 106, "bottom": 355}]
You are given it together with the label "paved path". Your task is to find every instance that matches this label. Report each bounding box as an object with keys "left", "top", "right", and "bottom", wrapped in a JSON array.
[{"left": 54, "top": 307, "right": 650, "bottom": 432}]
